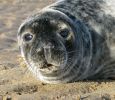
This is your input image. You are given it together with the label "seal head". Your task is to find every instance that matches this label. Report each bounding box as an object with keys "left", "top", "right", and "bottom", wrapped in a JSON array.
[{"left": 18, "top": 9, "right": 92, "bottom": 83}]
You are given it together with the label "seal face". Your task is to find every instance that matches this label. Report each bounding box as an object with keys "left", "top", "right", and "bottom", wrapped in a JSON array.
[
  {"left": 18, "top": 7, "right": 93, "bottom": 83},
  {"left": 18, "top": 9, "right": 81, "bottom": 83},
  {"left": 18, "top": 0, "right": 115, "bottom": 83}
]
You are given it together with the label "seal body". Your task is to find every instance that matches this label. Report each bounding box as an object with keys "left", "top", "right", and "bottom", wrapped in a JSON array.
[{"left": 18, "top": 0, "right": 115, "bottom": 83}]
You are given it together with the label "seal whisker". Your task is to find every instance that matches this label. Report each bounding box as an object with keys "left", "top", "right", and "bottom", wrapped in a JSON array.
[{"left": 67, "top": 50, "right": 77, "bottom": 54}]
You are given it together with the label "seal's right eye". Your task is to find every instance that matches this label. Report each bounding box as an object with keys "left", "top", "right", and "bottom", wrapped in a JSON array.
[{"left": 23, "top": 33, "right": 33, "bottom": 42}]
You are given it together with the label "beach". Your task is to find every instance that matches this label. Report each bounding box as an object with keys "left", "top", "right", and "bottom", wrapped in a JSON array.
[{"left": 0, "top": 0, "right": 115, "bottom": 99}]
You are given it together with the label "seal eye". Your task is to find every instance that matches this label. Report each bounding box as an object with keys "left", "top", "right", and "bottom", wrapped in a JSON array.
[
  {"left": 59, "top": 29, "right": 69, "bottom": 39},
  {"left": 23, "top": 33, "right": 33, "bottom": 42}
]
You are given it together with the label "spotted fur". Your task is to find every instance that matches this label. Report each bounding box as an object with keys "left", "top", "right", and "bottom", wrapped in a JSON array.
[{"left": 18, "top": 0, "right": 115, "bottom": 83}]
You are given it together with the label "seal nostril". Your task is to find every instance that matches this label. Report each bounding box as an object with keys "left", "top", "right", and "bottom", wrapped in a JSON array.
[
  {"left": 42, "top": 62, "right": 53, "bottom": 68},
  {"left": 47, "top": 63, "right": 53, "bottom": 67}
]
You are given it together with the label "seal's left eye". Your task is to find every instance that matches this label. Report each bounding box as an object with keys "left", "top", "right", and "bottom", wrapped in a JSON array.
[
  {"left": 23, "top": 33, "right": 33, "bottom": 42},
  {"left": 59, "top": 29, "right": 69, "bottom": 39}
]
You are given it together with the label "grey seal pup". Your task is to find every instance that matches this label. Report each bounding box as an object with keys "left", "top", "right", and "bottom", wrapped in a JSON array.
[{"left": 18, "top": 0, "right": 115, "bottom": 83}]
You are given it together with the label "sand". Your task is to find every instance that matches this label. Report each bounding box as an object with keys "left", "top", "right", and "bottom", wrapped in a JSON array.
[{"left": 0, "top": 0, "right": 115, "bottom": 100}]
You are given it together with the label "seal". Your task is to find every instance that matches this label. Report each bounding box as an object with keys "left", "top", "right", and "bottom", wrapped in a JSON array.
[{"left": 18, "top": 0, "right": 115, "bottom": 83}]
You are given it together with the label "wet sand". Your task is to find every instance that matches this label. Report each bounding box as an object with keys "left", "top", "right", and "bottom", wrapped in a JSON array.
[{"left": 0, "top": 0, "right": 115, "bottom": 100}]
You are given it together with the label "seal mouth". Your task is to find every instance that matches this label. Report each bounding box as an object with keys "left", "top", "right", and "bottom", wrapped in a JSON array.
[
  {"left": 39, "top": 62, "right": 59, "bottom": 72},
  {"left": 40, "top": 63, "right": 54, "bottom": 69}
]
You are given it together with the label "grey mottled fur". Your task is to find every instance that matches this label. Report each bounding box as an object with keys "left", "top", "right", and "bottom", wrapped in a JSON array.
[{"left": 18, "top": 0, "right": 115, "bottom": 83}]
